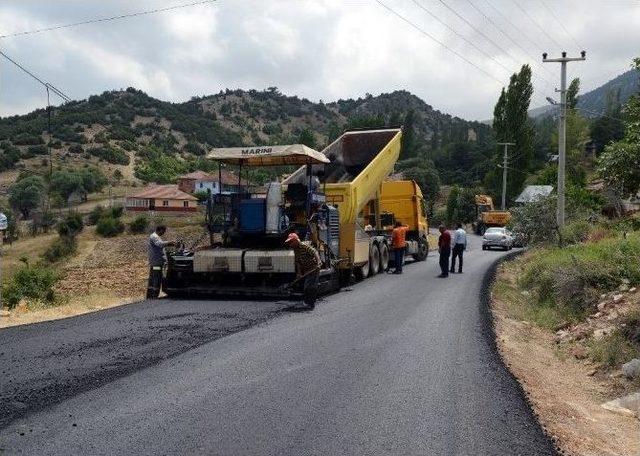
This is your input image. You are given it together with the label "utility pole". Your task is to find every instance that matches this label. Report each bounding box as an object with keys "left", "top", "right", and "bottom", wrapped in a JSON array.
[
  {"left": 497, "top": 142, "right": 515, "bottom": 210},
  {"left": 543, "top": 51, "right": 586, "bottom": 228}
]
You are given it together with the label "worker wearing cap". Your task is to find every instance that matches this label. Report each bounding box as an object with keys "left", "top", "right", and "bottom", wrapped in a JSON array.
[
  {"left": 147, "top": 225, "right": 175, "bottom": 299},
  {"left": 285, "top": 232, "right": 321, "bottom": 309}
]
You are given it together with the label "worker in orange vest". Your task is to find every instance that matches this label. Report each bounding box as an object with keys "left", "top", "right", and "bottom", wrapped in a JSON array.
[{"left": 391, "top": 221, "right": 409, "bottom": 274}]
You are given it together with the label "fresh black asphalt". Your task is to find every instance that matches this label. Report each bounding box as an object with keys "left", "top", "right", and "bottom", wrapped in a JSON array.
[{"left": 0, "top": 237, "right": 557, "bottom": 455}]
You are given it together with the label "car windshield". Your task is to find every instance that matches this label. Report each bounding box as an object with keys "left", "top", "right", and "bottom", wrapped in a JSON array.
[{"left": 485, "top": 228, "right": 504, "bottom": 234}]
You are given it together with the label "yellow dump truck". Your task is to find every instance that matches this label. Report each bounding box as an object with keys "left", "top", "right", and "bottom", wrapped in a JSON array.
[
  {"left": 364, "top": 180, "right": 429, "bottom": 260},
  {"left": 163, "top": 128, "right": 428, "bottom": 297},
  {"left": 473, "top": 194, "right": 511, "bottom": 235}
]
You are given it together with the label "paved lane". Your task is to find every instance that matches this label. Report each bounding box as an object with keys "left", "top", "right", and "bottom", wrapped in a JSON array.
[{"left": 0, "top": 238, "right": 555, "bottom": 455}]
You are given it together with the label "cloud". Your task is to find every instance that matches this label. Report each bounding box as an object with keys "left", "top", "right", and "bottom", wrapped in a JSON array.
[{"left": 0, "top": 0, "right": 638, "bottom": 120}]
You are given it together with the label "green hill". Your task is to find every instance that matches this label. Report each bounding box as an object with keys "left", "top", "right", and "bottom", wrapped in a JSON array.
[{"left": 0, "top": 87, "right": 491, "bottom": 190}]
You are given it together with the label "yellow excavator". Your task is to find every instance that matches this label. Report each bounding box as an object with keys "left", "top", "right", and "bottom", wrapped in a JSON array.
[{"left": 473, "top": 194, "right": 511, "bottom": 235}]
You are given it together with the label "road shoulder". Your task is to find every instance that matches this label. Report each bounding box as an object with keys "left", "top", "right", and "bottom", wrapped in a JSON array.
[{"left": 492, "top": 261, "right": 640, "bottom": 456}]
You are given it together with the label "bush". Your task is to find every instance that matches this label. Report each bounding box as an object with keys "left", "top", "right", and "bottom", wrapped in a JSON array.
[
  {"left": 128, "top": 215, "right": 149, "bottom": 234},
  {"left": 3, "top": 262, "right": 58, "bottom": 309},
  {"left": 509, "top": 196, "right": 558, "bottom": 246},
  {"left": 87, "top": 146, "right": 130, "bottom": 165},
  {"left": 43, "top": 236, "right": 77, "bottom": 263},
  {"left": 88, "top": 205, "right": 106, "bottom": 225},
  {"left": 96, "top": 216, "right": 125, "bottom": 237},
  {"left": 57, "top": 213, "right": 84, "bottom": 237},
  {"left": 560, "top": 220, "right": 591, "bottom": 246},
  {"left": 110, "top": 205, "right": 124, "bottom": 218},
  {"left": 68, "top": 144, "right": 83, "bottom": 154},
  {"left": 27, "top": 144, "right": 48, "bottom": 156}
]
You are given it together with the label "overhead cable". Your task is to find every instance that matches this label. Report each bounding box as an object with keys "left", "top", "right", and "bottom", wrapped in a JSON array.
[
  {"left": 0, "top": 0, "right": 217, "bottom": 40},
  {"left": 511, "top": 0, "right": 563, "bottom": 50},
  {"left": 539, "top": 0, "right": 583, "bottom": 50},
  {"left": 374, "top": 0, "right": 506, "bottom": 85},
  {"left": 0, "top": 50, "right": 71, "bottom": 101},
  {"left": 465, "top": 0, "right": 556, "bottom": 80}
]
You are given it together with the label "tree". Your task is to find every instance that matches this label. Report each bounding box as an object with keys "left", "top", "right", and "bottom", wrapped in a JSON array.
[
  {"left": 489, "top": 65, "right": 534, "bottom": 203},
  {"left": 297, "top": 128, "right": 316, "bottom": 149},
  {"left": 403, "top": 167, "right": 441, "bottom": 212},
  {"left": 566, "top": 78, "right": 580, "bottom": 110},
  {"left": 446, "top": 186, "right": 460, "bottom": 224},
  {"left": 598, "top": 58, "right": 640, "bottom": 198},
  {"left": 49, "top": 169, "right": 85, "bottom": 201},
  {"left": 400, "top": 109, "right": 417, "bottom": 159},
  {"left": 510, "top": 196, "right": 558, "bottom": 245},
  {"left": 590, "top": 90, "right": 624, "bottom": 154},
  {"left": 551, "top": 109, "right": 590, "bottom": 186},
  {"left": 8, "top": 175, "right": 45, "bottom": 218}
]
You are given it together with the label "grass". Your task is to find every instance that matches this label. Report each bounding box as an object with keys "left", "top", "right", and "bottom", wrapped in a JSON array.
[
  {"left": 1, "top": 233, "right": 58, "bottom": 282},
  {"left": 496, "top": 230, "right": 640, "bottom": 371},
  {"left": 589, "top": 332, "right": 638, "bottom": 368},
  {"left": 516, "top": 231, "right": 640, "bottom": 325}
]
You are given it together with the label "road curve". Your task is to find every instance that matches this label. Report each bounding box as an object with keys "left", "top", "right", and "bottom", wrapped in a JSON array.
[{"left": 0, "top": 237, "right": 556, "bottom": 455}]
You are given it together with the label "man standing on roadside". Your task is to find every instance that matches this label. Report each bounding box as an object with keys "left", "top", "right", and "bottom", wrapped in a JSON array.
[
  {"left": 391, "top": 221, "right": 408, "bottom": 274},
  {"left": 437, "top": 224, "right": 451, "bottom": 278},
  {"left": 147, "top": 225, "right": 175, "bottom": 299},
  {"left": 285, "top": 232, "right": 321, "bottom": 309},
  {"left": 450, "top": 222, "right": 467, "bottom": 274}
]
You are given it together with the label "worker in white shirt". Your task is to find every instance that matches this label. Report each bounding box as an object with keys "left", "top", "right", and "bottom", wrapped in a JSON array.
[{"left": 450, "top": 222, "right": 467, "bottom": 274}]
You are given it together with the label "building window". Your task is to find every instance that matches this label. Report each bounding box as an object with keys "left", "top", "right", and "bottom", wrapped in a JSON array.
[
  {"left": 183, "top": 201, "right": 189, "bottom": 208},
  {"left": 163, "top": 200, "right": 169, "bottom": 207}
]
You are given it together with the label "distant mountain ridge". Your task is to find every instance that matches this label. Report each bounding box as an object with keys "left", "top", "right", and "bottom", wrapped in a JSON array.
[
  {"left": 0, "top": 88, "right": 490, "bottom": 187},
  {"left": 528, "top": 68, "right": 639, "bottom": 119}
]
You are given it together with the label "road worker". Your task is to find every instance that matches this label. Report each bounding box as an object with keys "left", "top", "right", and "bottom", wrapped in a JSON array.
[
  {"left": 437, "top": 224, "right": 451, "bottom": 278},
  {"left": 147, "top": 225, "right": 175, "bottom": 299},
  {"left": 450, "top": 222, "right": 467, "bottom": 274},
  {"left": 284, "top": 232, "right": 321, "bottom": 309},
  {"left": 391, "top": 221, "right": 408, "bottom": 274}
]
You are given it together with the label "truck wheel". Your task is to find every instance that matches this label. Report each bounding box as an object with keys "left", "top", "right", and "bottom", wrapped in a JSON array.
[
  {"left": 354, "top": 262, "right": 369, "bottom": 281},
  {"left": 369, "top": 245, "right": 380, "bottom": 276},
  {"left": 412, "top": 238, "right": 428, "bottom": 262},
  {"left": 378, "top": 243, "right": 390, "bottom": 272}
]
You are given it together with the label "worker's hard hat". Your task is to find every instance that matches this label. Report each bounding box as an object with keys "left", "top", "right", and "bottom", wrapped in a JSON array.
[{"left": 284, "top": 232, "right": 300, "bottom": 244}]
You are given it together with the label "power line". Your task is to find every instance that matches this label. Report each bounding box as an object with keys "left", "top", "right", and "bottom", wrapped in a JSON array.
[
  {"left": 511, "top": 1, "right": 563, "bottom": 50},
  {"left": 539, "top": 0, "right": 583, "bottom": 50},
  {"left": 432, "top": 0, "right": 558, "bottom": 103},
  {"left": 0, "top": 0, "right": 217, "bottom": 40},
  {"left": 374, "top": 0, "right": 506, "bottom": 85},
  {"left": 484, "top": 0, "right": 547, "bottom": 56},
  {"left": 376, "top": 0, "right": 550, "bottom": 118},
  {"left": 465, "top": 0, "right": 556, "bottom": 81},
  {"left": 409, "top": 0, "right": 515, "bottom": 77},
  {"left": 435, "top": 0, "right": 523, "bottom": 68},
  {"left": 0, "top": 50, "right": 70, "bottom": 101}
]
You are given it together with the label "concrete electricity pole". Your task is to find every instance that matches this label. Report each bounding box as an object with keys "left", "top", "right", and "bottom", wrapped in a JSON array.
[
  {"left": 542, "top": 51, "right": 586, "bottom": 228},
  {"left": 497, "top": 142, "right": 515, "bottom": 210}
]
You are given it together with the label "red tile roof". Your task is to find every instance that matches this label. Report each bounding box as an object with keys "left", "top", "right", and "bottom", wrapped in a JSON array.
[
  {"left": 129, "top": 185, "right": 198, "bottom": 201},
  {"left": 179, "top": 170, "right": 214, "bottom": 180}
]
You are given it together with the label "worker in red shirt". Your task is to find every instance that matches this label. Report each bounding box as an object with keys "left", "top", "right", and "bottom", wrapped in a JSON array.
[
  {"left": 437, "top": 224, "right": 451, "bottom": 278},
  {"left": 391, "top": 221, "right": 408, "bottom": 274}
]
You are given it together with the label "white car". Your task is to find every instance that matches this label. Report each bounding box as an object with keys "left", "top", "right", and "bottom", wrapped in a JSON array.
[{"left": 482, "top": 227, "right": 514, "bottom": 251}]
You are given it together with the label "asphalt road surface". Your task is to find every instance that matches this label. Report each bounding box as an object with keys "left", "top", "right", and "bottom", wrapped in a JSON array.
[{"left": 0, "top": 237, "right": 556, "bottom": 455}]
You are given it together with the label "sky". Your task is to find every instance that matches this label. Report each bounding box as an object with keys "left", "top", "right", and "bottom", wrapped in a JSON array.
[{"left": 0, "top": 0, "right": 639, "bottom": 121}]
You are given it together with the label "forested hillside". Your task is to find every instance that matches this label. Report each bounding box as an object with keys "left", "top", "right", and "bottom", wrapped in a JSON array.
[{"left": 0, "top": 87, "right": 491, "bottom": 191}]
